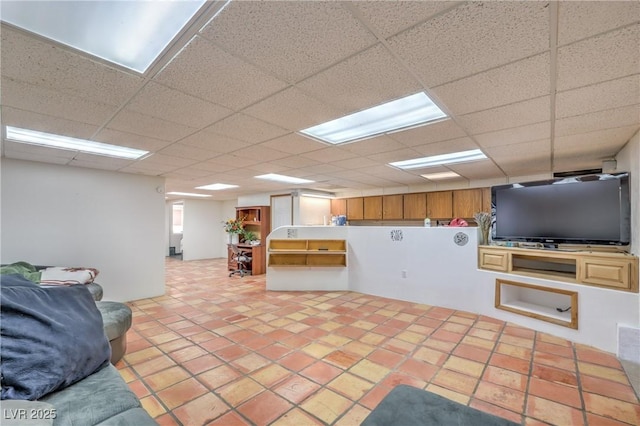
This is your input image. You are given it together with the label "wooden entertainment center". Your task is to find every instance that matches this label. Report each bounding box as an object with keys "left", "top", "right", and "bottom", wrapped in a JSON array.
[
  {"left": 478, "top": 245, "right": 638, "bottom": 292},
  {"left": 479, "top": 245, "right": 638, "bottom": 329}
]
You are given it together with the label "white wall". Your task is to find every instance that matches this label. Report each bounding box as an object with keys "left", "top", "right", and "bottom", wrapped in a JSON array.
[
  {"left": 298, "top": 196, "right": 331, "bottom": 226},
  {"left": 1, "top": 158, "right": 165, "bottom": 302},
  {"left": 182, "top": 199, "right": 225, "bottom": 261}
]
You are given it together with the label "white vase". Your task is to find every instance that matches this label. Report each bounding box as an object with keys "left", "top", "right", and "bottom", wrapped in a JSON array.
[{"left": 228, "top": 233, "right": 239, "bottom": 245}]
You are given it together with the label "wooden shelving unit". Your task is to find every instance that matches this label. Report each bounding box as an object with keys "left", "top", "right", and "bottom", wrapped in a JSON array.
[
  {"left": 495, "top": 279, "right": 578, "bottom": 329},
  {"left": 229, "top": 206, "right": 270, "bottom": 275},
  {"left": 268, "top": 239, "right": 347, "bottom": 267},
  {"left": 479, "top": 245, "right": 638, "bottom": 292}
]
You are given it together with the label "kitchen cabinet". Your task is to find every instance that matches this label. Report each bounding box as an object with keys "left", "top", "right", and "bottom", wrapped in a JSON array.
[
  {"left": 363, "top": 196, "right": 383, "bottom": 220},
  {"left": 347, "top": 197, "right": 364, "bottom": 220},
  {"left": 453, "top": 189, "right": 483, "bottom": 218},
  {"left": 403, "top": 193, "right": 426, "bottom": 219},
  {"left": 426, "top": 191, "right": 452, "bottom": 218},
  {"left": 331, "top": 198, "right": 347, "bottom": 216},
  {"left": 383, "top": 194, "right": 404, "bottom": 219}
]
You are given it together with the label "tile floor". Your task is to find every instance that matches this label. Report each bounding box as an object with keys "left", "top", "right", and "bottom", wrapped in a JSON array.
[{"left": 116, "top": 257, "right": 640, "bottom": 425}]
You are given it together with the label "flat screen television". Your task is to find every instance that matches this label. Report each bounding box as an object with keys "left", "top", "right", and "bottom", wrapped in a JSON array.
[{"left": 491, "top": 172, "right": 631, "bottom": 247}]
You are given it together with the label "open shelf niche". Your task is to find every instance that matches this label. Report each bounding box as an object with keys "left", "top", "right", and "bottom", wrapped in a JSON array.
[
  {"left": 495, "top": 279, "right": 578, "bottom": 329},
  {"left": 268, "top": 239, "right": 347, "bottom": 267}
]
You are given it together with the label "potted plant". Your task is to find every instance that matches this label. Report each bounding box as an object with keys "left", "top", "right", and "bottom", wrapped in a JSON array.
[
  {"left": 223, "top": 216, "right": 244, "bottom": 244},
  {"left": 241, "top": 229, "right": 257, "bottom": 244}
]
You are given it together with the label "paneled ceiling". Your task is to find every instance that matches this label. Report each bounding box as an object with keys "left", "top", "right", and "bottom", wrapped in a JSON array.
[{"left": 1, "top": 1, "right": 638, "bottom": 200}]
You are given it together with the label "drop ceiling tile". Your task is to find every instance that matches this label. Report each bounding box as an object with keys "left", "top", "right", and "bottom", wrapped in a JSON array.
[
  {"left": 556, "top": 75, "right": 640, "bottom": 119},
  {"left": 119, "top": 162, "right": 179, "bottom": 176},
  {"left": 259, "top": 134, "right": 325, "bottom": 155},
  {"left": 411, "top": 137, "right": 478, "bottom": 157},
  {"left": 331, "top": 157, "right": 380, "bottom": 170},
  {"left": 140, "top": 153, "right": 198, "bottom": 169},
  {"left": 386, "top": 2, "right": 548, "bottom": 87},
  {"left": 199, "top": 1, "right": 377, "bottom": 83},
  {"left": 154, "top": 36, "right": 288, "bottom": 110},
  {"left": 457, "top": 96, "right": 551, "bottom": 135},
  {"left": 558, "top": 1, "right": 640, "bottom": 46},
  {"left": 2, "top": 140, "right": 76, "bottom": 162},
  {"left": 1, "top": 27, "right": 144, "bottom": 106},
  {"left": 107, "top": 109, "right": 196, "bottom": 142},
  {"left": 339, "top": 135, "right": 406, "bottom": 156},
  {"left": 431, "top": 54, "right": 550, "bottom": 115},
  {"left": 387, "top": 119, "right": 467, "bottom": 147},
  {"left": 164, "top": 166, "right": 216, "bottom": 179},
  {"left": 158, "top": 143, "right": 221, "bottom": 161},
  {"left": 204, "top": 113, "right": 289, "bottom": 144},
  {"left": 93, "top": 128, "right": 172, "bottom": 152},
  {"left": 349, "top": 1, "right": 456, "bottom": 39},
  {"left": 185, "top": 161, "right": 236, "bottom": 174},
  {"left": 553, "top": 125, "right": 638, "bottom": 155},
  {"left": 2, "top": 78, "right": 118, "bottom": 126},
  {"left": 203, "top": 154, "right": 262, "bottom": 168},
  {"left": 126, "top": 82, "right": 233, "bottom": 129},
  {"left": 67, "top": 154, "right": 133, "bottom": 171},
  {"left": 292, "top": 163, "right": 346, "bottom": 176},
  {"left": 1, "top": 107, "right": 98, "bottom": 139},
  {"left": 475, "top": 122, "right": 551, "bottom": 149},
  {"left": 269, "top": 155, "right": 322, "bottom": 169},
  {"left": 366, "top": 148, "right": 423, "bottom": 164},
  {"left": 447, "top": 160, "right": 505, "bottom": 180},
  {"left": 300, "top": 147, "right": 359, "bottom": 163},
  {"left": 246, "top": 162, "right": 292, "bottom": 174},
  {"left": 296, "top": 44, "right": 422, "bottom": 112},
  {"left": 228, "top": 145, "right": 290, "bottom": 162},
  {"left": 555, "top": 105, "right": 640, "bottom": 138},
  {"left": 243, "top": 87, "right": 341, "bottom": 131},
  {"left": 179, "top": 130, "right": 250, "bottom": 153},
  {"left": 557, "top": 24, "right": 640, "bottom": 91},
  {"left": 499, "top": 158, "right": 552, "bottom": 177},
  {"left": 485, "top": 139, "right": 551, "bottom": 161}
]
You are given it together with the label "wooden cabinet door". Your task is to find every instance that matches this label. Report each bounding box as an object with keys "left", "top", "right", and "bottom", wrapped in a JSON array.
[
  {"left": 331, "top": 198, "right": 347, "bottom": 216},
  {"left": 403, "top": 193, "right": 426, "bottom": 219},
  {"left": 481, "top": 187, "right": 492, "bottom": 213},
  {"left": 347, "top": 197, "right": 364, "bottom": 220},
  {"left": 364, "top": 196, "right": 383, "bottom": 220},
  {"left": 383, "top": 195, "right": 403, "bottom": 219},
  {"left": 427, "top": 191, "right": 452, "bottom": 218},
  {"left": 453, "top": 189, "right": 483, "bottom": 218}
]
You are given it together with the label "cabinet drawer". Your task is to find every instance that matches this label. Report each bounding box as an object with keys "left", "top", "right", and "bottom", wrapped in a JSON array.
[
  {"left": 479, "top": 249, "right": 509, "bottom": 272},
  {"left": 579, "top": 258, "right": 631, "bottom": 290}
]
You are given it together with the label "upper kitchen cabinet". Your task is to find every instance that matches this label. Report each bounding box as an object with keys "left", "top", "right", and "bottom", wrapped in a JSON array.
[
  {"left": 363, "top": 196, "right": 383, "bottom": 220},
  {"left": 403, "top": 193, "right": 426, "bottom": 219},
  {"left": 347, "top": 197, "right": 364, "bottom": 221},
  {"left": 426, "top": 191, "right": 453, "bottom": 218},
  {"left": 383, "top": 195, "right": 404, "bottom": 220},
  {"left": 453, "top": 189, "right": 483, "bottom": 218}
]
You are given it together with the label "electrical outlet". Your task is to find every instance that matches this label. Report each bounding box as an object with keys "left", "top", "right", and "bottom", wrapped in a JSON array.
[{"left": 401, "top": 270, "right": 407, "bottom": 278}]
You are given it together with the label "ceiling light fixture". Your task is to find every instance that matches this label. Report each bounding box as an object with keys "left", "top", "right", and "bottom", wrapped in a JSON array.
[
  {"left": 389, "top": 149, "right": 487, "bottom": 170},
  {"left": 420, "top": 171, "right": 462, "bottom": 180},
  {"left": 299, "top": 92, "right": 447, "bottom": 145},
  {"left": 166, "top": 192, "right": 212, "bottom": 198},
  {"left": 255, "top": 174, "right": 315, "bottom": 185},
  {"left": 0, "top": 0, "right": 207, "bottom": 73},
  {"left": 298, "top": 190, "right": 336, "bottom": 199},
  {"left": 195, "top": 183, "right": 239, "bottom": 191},
  {"left": 5, "top": 126, "right": 149, "bottom": 160}
]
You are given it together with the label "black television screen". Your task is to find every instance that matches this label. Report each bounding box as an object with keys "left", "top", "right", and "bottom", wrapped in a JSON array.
[{"left": 491, "top": 172, "right": 631, "bottom": 246}]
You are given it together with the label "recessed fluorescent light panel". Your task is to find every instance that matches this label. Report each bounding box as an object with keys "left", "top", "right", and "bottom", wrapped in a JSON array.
[
  {"left": 255, "top": 174, "right": 315, "bottom": 185},
  {"left": 390, "top": 149, "right": 487, "bottom": 170},
  {"left": 196, "top": 183, "right": 239, "bottom": 191},
  {"left": 299, "top": 92, "right": 447, "bottom": 145},
  {"left": 166, "top": 192, "right": 212, "bottom": 198},
  {"left": 0, "top": 0, "right": 206, "bottom": 73},
  {"left": 420, "top": 171, "right": 461, "bottom": 180},
  {"left": 5, "top": 126, "right": 149, "bottom": 160}
]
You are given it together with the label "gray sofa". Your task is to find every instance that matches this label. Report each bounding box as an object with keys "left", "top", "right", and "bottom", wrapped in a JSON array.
[{"left": 0, "top": 270, "right": 157, "bottom": 426}]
